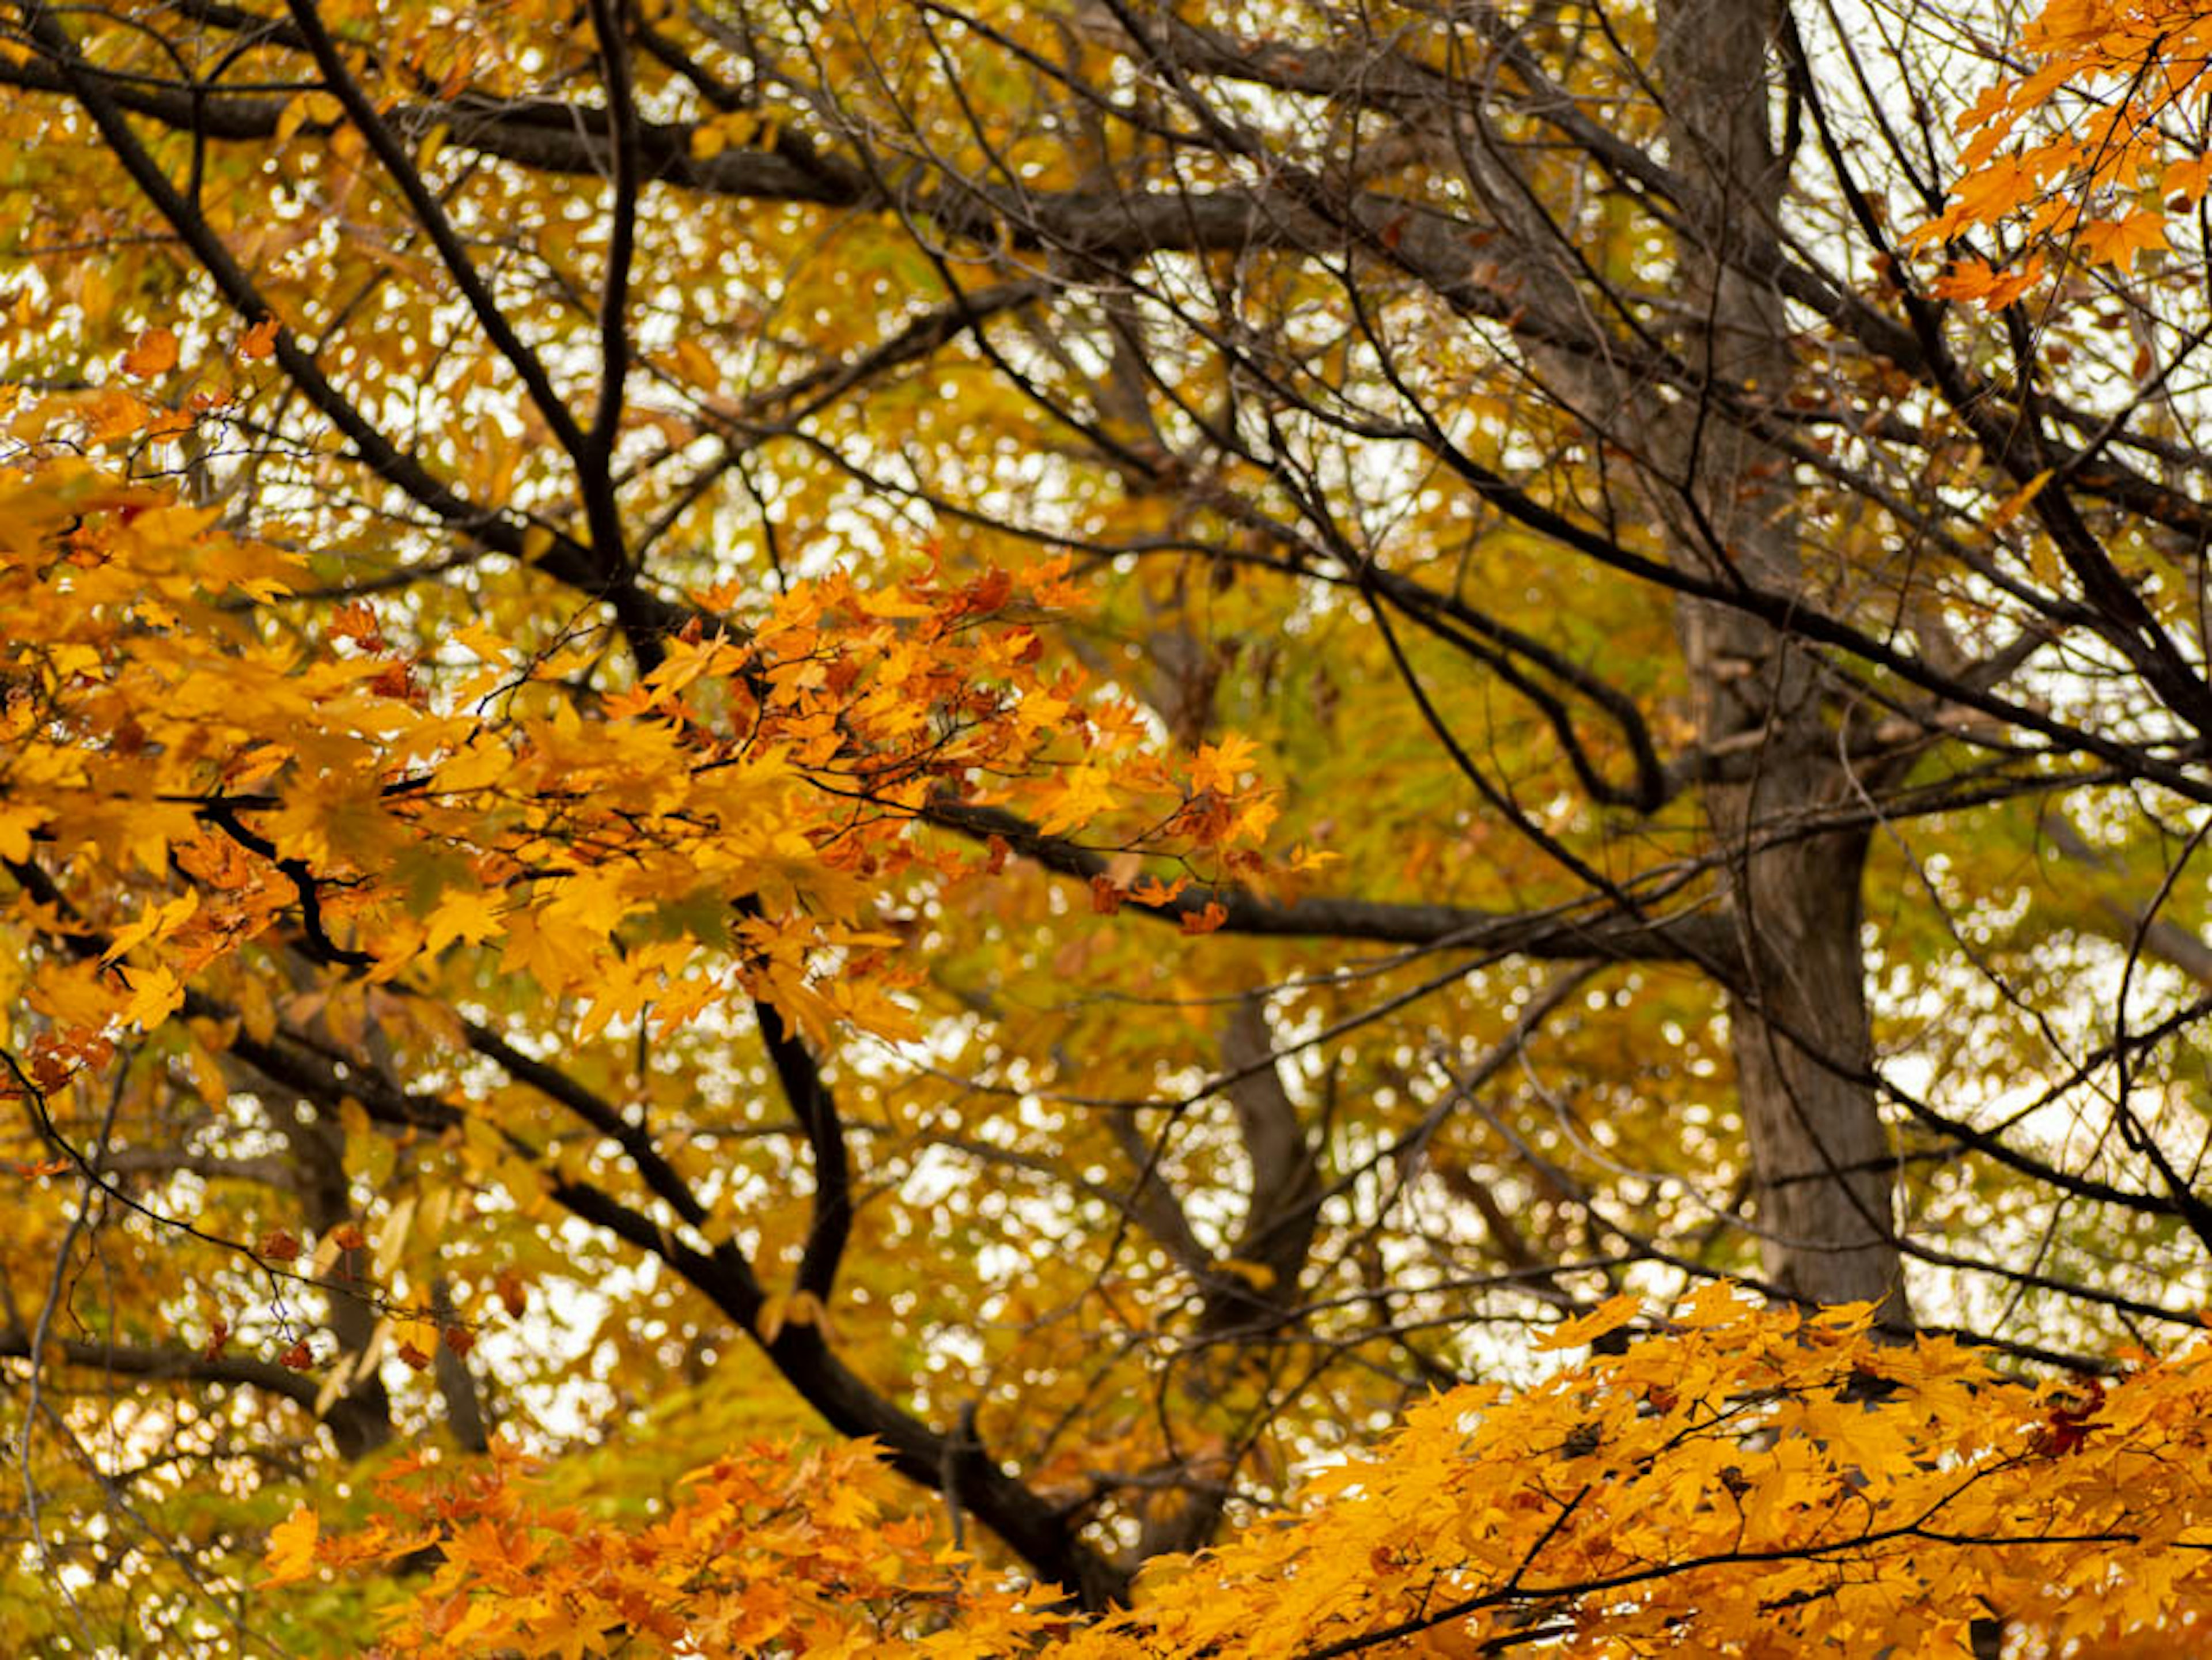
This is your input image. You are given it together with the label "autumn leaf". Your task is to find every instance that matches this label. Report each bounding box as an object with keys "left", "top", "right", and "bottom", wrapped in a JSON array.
[
  {"left": 2078, "top": 209, "right": 2170, "bottom": 267},
  {"left": 260, "top": 1505, "right": 320, "bottom": 1587},
  {"left": 1217, "top": 1257, "right": 1277, "bottom": 1291},
  {"left": 120, "top": 327, "right": 179, "bottom": 379},
  {"left": 99, "top": 890, "right": 198, "bottom": 965},
  {"left": 422, "top": 887, "right": 507, "bottom": 955},
  {"left": 1534, "top": 1292, "right": 1642, "bottom": 1351}
]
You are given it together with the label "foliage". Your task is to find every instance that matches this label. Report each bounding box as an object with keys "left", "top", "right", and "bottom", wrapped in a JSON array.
[
  {"left": 0, "top": 451, "right": 1259, "bottom": 1073},
  {"left": 291, "top": 1295, "right": 2212, "bottom": 1657},
  {"left": 10, "top": 0, "right": 2212, "bottom": 1651},
  {"left": 1917, "top": 0, "right": 2212, "bottom": 294},
  {"left": 271, "top": 1437, "right": 1066, "bottom": 1658}
]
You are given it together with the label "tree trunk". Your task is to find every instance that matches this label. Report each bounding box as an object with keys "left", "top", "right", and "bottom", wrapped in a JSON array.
[
  {"left": 1716, "top": 785, "right": 1905, "bottom": 1311},
  {"left": 1658, "top": 0, "right": 1911, "bottom": 1322}
]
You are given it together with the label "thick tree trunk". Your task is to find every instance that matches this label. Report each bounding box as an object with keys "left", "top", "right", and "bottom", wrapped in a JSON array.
[
  {"left": 1658, "top": 0, "right": 1911, "bottom": 1322},
  {"left": 1714, "top": 779, "right": 1906, "bottom": 1312}
]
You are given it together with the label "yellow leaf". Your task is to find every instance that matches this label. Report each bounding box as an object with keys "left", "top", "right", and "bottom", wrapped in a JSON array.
[
  {"left": 423, "top": 886, "right": 506, "bottom": 956},
  {"left": 100, "top": 890, "right": 198, "bottom": 965},
  {"left": 0, "top": 803, "right": 50, "bottom": 862},
  {"left": 1534, "top": 1292, "right": 1641, "bottom": 1351},
  {"left": 373, "top": 1193, "right": 416, "bottom": 1280},
  {"left": 119, "top": 962, "right": 183, "bottom": 1029},
  {"left": 672, "top": 337, "right": 722, "bottom": 391},
  {"left": 1218, "top": 1257, "right": 1278, "bottom": 1292},
  {"left": 260, "top": 1504, "right": 320, "bottom": 1587}
]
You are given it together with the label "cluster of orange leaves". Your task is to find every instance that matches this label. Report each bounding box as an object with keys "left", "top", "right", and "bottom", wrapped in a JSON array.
[
  {"left": 281, "top": 1290, "right": 2212, "bottom": 1657},
  {"left": 1914, "top": 0, "right": 2212, "bottom": 302},
  {"left": 267, "top": 1436, "right": 1063, "bottom": 1658},
  {"left": 0, "top": 455, "right": 1274, "bottom": 1095}
]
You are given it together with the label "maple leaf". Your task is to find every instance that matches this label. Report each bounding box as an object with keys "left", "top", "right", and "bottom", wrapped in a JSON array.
[
  {"left": 2078, "top": 209, "right": 2169, "bottom": 267},
  {"left": 117, "top": 962, "right": 184, "bottom": 1030},
  {"left": 99, "top": 890, "right": 198, "bottom": 965},
  {"left": 1129, "top": 875, "right": 1192, "bottom": 906},
  {"left": 1034, "top": 763, "right": 1118, "bottom": 835},
  {"left": 120, "top": 327, "right": 179, "bottom": 379},
  {"left": 1534, "top": 1292, "right": 1642, "bottom": 1351},
  {"left": 422, "top": 887, "right": 507, "bottom": 956},
  {"left": 260, "top": 1505, "right": 320, "bottom": 1587},
  {"left": 0, "top": 803, "right": 48, "bottom": 863}
]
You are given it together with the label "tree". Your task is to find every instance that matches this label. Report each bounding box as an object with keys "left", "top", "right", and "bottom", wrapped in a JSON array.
[{"left": 6, "top": 0, "right": 2212, "bottom": 1647}]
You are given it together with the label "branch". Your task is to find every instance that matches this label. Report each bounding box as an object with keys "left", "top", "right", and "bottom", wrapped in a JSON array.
[
  {"left": 279, "top": 0, "right": 593, "bottom": 464},
  {"left": 192, "top": 995, "right": 1128, "bottom": 1607},
  {"left": 924, "top": 797, "right": 1737, "bottom": 962},
  {"left": 0, "top": 1329, "right": 324, "bottom": 1411},
  {"left": 13, "top": 15, "right": 688, "bottom": 648},
  {"left": 752, "top": 997, "right": 853, "bottom": 1304}
]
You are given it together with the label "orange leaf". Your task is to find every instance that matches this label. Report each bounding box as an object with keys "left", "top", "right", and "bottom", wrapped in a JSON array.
[
  {"left": 121, "top": 327, "right": 179, "bottom": 379},
  {"left": 2078, "top": 209, "right": 2169, "bottom": 267}
]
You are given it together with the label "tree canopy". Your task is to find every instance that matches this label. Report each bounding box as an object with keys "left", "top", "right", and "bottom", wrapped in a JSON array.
[{"left": 7, "top": 0, "right": 2212, "bottom": 1650}]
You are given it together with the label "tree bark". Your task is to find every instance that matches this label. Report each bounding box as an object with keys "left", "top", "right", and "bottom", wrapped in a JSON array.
[{"left": 1658, "top": 0, "right": 1911, "bottom": 1321}]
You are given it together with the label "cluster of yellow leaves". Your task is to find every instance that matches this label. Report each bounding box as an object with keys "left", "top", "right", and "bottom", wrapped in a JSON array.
[
  {"left": 269, "top": 1437, "right": 1064, "bottom": 1658},
  {"left": 1067, "top": 1288, "right": 2212, "bottom": 1657},
  {"left": 289, "top": 1290, "right": 2212, "bottom": 1657},
  {"left": 0, "top": 457, "right": 1274, "bottom": 1089},
  {"left": 1915, "top": 0, "right": 2212, "bottom": 299}
]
